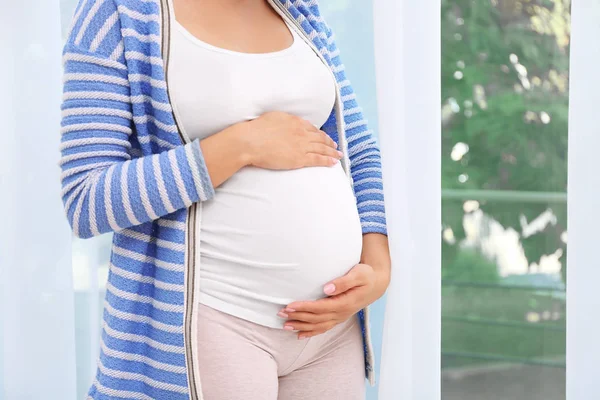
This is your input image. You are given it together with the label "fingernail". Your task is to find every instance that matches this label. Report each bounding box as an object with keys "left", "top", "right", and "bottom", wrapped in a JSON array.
[
  {"left": 324, "top": 283, "right": 336, "bottom": 295},
  {"left": 284, "top": 308, "right": 296, "bottom": 313},
  {"left": 298, "top": 335, "right": 306, "bottom": 340},
  {"left": 337, "top": 151, "right": 343, "bottom": 158},
  {"left": 277, "top": 311, "right": 289, "bottom": 318},
  {"left": 330, "top": 157, "right": 338, "bottom": 165},
  {"left": 284, "top": 325, "right": 294, "bottom": 331}
]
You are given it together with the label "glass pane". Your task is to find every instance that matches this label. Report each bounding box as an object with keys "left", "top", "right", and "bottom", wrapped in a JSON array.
[{"left": 441, "top": 1, "right": 569, "bottom": 399}]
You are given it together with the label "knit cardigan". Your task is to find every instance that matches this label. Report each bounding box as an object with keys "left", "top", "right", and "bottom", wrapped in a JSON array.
[{"left": 60, "top": 0, "right": 387, "bottom": 398}]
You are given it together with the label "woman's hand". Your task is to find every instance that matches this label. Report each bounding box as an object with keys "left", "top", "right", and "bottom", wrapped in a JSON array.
[
  {"left": 242, "top": 111, "right": 343, "bottom": 170},
  {"left": 278, "top": 233, "right": 391, "bottom": 339},
  {"left": 278, "top": 263, "right": 389, "bottom": 339},
  {"left": 200, "top": 111, "right": 341, "bottom": 189}
]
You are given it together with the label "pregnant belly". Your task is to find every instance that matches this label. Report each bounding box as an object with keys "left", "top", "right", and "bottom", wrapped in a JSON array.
[{"left": 197, "top": 163, "right": 363, "bottom": 305}]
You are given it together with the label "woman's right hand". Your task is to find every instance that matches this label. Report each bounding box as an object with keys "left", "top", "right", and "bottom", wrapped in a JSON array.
[
  {"left": 242, "top": 111, "right": 343, "bottom": 170},
  {"left": 199, "top": 111, "right": 342, "bottom": 189}
]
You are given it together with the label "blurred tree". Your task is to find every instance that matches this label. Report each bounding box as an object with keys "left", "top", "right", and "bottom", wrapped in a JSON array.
[
  {"left": 441, "top": 0, "right": 570, "bottom": 278},
  {"left": 443, "top": 248, "right": 500, "bottom": 282}
]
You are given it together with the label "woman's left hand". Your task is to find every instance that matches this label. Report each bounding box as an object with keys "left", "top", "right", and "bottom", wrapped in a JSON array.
[{"left": 278, "top": 263, "right": 389, "bottom": 339}]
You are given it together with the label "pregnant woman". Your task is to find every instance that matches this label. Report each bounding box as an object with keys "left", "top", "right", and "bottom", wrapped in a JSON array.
[{"left": 60, "top": 0, "right": 390, "bottom": 399}]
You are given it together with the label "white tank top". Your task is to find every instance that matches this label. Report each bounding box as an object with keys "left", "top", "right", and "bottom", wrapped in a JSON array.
[{"left": 168, "top": 20, "right": 363, "bottom": 329}]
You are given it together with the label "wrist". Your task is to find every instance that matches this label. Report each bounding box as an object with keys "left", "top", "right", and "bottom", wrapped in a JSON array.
[
  {"left": 374, "top": 266, "right": 390, "bottom": 297},
  {"left": 361, "top": 233, "right": 391, "bottom": 300},
  {"left": 222, "top": 121, "right": 255, "bottom": 168}
]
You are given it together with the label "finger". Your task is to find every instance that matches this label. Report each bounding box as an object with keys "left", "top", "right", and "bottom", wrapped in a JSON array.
[
  {"left": 304, "top": 153, "right": 338, "bottom": 168},
  {"left": 297, "top": 322, "right": 338, "bottom": 339},
  {"left": 299, "top": 118, "right": 319, "bottom": 132},
  {"left": 320, "top": 130, "right": 338, "bottom": 149},
  {"left": 307, "top": 130, "right": 337, "bottom": 149},
  {"left": 297, "top": 329, "right": 328, "bottom": 340},
  {"left": 284, "top": 320, "right": 334, "bottom": 333},
  {"left": 281, "top": 311, "right": 334, "bottom": 323},
  {"left": 286, "top": 297, "right": 343, "bottom": 314},
  {"left": 327, "top": 134, "right": 339, "bottom": 149},
  {"left": 307, "top": 143, "right": 343, "bottom": 159},
  {"left": 323, "top": 266, "right": 367, "bottom": 296}
]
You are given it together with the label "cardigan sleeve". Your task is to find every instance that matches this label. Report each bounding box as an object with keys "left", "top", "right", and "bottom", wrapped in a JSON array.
[
  {"left": 60, "top": 0, "right": 215, "bottom": 238},
  {"left": 320, "top": 18, "right": 388, "bottom": 235}
]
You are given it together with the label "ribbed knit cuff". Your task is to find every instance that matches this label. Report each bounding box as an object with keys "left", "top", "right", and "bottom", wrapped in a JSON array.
[{"left": 190, "top": 138, "right": 215, "bottom": 201}]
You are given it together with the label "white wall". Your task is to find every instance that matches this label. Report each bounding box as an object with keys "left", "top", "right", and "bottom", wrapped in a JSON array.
[
  {"left": 566, "top": 0, "right": 600, "bottom": 398},
  {"left": 0, "top": 0, "right": 77, "bottom": 398}
]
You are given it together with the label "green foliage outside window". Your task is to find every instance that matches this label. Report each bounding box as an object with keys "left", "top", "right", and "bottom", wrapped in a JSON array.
[
  {"left": 441, "top": 0, "right": 569, "bottom": 373},
  {"left": 442, "top": 0, "right": 569, "bottom": 279}
]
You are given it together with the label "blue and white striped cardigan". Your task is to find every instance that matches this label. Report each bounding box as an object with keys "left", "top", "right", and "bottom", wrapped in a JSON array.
[{"left": 60, "top": 0, "right": 387, "bottom": 398}]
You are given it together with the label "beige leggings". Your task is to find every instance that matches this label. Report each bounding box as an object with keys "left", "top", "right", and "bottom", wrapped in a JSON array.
[{"left": 195, "top": 303, "right": 366, "bottom": 400}]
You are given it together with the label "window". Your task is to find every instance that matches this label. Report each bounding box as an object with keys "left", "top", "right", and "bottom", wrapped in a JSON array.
[{"left": 441, "top": 1, "right": 569, "bottom": 399}]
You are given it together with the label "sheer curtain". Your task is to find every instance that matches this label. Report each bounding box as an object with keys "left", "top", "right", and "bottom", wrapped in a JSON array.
[
  {"left": 373, "top": 1, "right": 441, "bottom": 399},
  {"left": 0, "top": 0, "right": 77, "bottom": 399}
]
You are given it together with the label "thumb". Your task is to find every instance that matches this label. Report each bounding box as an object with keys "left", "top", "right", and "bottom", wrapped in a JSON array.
[{"left": 323, "top": 267, "right": 360, "bottom": 296}]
